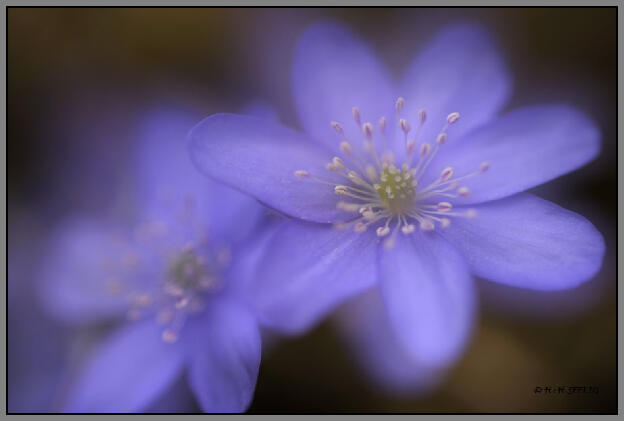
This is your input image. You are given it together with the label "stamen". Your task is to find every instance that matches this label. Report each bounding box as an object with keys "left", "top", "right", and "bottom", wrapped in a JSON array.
[
  {"left": 419, "top": 219, "right": 435, "bottom": 231},
  {"left": 399, "top": 119, "right": 410, "bottom": 134},
  {"left": 340, "top": 141, "right": 352, "bottom": 156},
  {"left": 376, "top": 226, "right": 390, "bottom": 237},
  {"left": 362, "top": 122, "right": 374, "bottom": 139},
  {"left": 162, "top": 329, "right": 178, "bottom": 343},
  {"left": 294, "top": 170, "right": 310, "bottom": 178},
  {"left": 446, "top": 112, "right": 460, "bottom": 124},
  {"left": 379, "top": 116, "right": 387, "bottom": 132},
  {"left": 395, "top": 97, "right": 405, "bottom": 113},
  {"left": 440, "top": 167, "right": 454, "bottom": 181},
  {"left": 457, "top": 186, "right": 470, "bottom": 197},
  {"left": 318, "top": 101, "right": 486, "bottom": 237},
  {"left": 418, "top": 108, "right": 427, "bottom": 124},
  {"left": 401, "top": 224, "right": 415, "bottom": 235},
  {"left": 352, "top": 107, "right": 362, "bottom": 126},
  {"left": 331, "top": 121, "right": 344, "bottom": 134}
]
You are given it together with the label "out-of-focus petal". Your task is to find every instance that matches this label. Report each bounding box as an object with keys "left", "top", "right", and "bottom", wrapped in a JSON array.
[
  {"left": 440, "top": 194, "right": 605, "bottom": 290},
  {"left": 245, "top": 220, "right": 378, "bottom": 334},
  {"left": 37, "top": 219, "right": 128, "bottom": 324},
  {"left": 189, "top": 113, "right": 344, "bottom": 223},
  {"left": 292, "top": 21, "right": 395, "bottom": 154},
  {"left": 400, "top": 23, "right": 511, "bottom": 145},
  {"left": 186, "top": 298, "right": 261, "bottom": 413},
  {"left": 240, "top": 99, "right": 280, "bottom": 122},
  {"left": 421, "top": 105, "right": 601, "bottom": 204},
  {"left": 137, "top": 108, "right": 264, "bottom": 246},
  {"left": 336, "top": 288, "right": 447, "bottom": 395},
  {"left": 378, "top": 232, "right": 475, "bottom": 368},
  {"left": 144, "top": 374, "right": 199, "bottom": 413},
  {"left": 65, "top": 320, "right": 185, "bottom": 412}
]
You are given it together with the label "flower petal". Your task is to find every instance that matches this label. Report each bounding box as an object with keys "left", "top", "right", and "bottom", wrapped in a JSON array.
[
  {"left": 137, "top": 108, "right": 264, "bottom": 246},
  {"left": 37, "top": 219, "right": 128, "bottom": 324},
  {"left": 378, "top": 232, "right": 475, "bottom": 368},
  {"left": 336, "top": 287, "right": 447, "bottom": 395},
  {"left": 440, "top": 194, "right": 605, "bottom": 290},
  {"left": 400, "top": 23, "right": 511, "bottom": 144},
  {"left": 292, "top": 21, "right": 395, "bottom": 153},
  {"left": 240, "top": 99, "right": 280, "bottom": 122},
  {"left": 189, "top": 113, "right": 345, "bottom": 223},
  {"left": 422, "top": 105, "right": 601, "bottom": 204},
  {"left": 65, "top": 320, "right": 185, "bottom": 412},
  {"left": 186, "top": 298, "right": 261, "bottom": 413},
  {"left": 245, "top": 220, "right": 378, "bottom": 334}
]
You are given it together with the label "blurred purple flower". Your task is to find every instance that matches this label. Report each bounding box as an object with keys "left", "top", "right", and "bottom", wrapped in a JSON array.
[
  {"left": 38, "top": 109, "right": 267, "bottom": 412},
  {"left": 188, "top": 21, "right": 605, "bottom": 369}
]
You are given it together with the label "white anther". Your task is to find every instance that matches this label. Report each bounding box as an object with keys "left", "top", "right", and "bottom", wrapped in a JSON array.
[
  {"left": 440, "top": 218, "right": 451, "bottom": 228},
  {"left": 437, "top": 202, "right": 453, "bottom": 212},
  {"left": 418, "top": 108, "right": 427, "bottom": 124},
  {"left": 330, "top": 121, "right": 344, "bottom": 134},
  {"left": 162, "top": 329, "right": 178, "bottom": 343},
  {"left": 376, "top": 226, "right": 390, "bottom": 237},
  {"left": 399, "top": 118, "right": 411, "bottom": 134},
  {"left": 458, "top": 186, "right": 471, "bottom": 197},
  {"left": 406, "top": 139, "right": 416, "bottom": 154},
  {"left": 362, "top": 122, "right": 374, "bottom": 139},
  {"left": 362, "top": 210, "right": 376, "bottom": 220},
  {"left": 365, "top": 165, "right": 378, "bottom": 182},
  {"left": 294, "top": 170, "right": 310, "bottom": 179},
  {"left": 401, "top": 224, "right": 416, "bottom": 235},
  {"left": 329, "top": 157, "right": 344, "bottom": 170},
  {"left": 436, "top": 133, "right": 448, "bottom": 144},
  {"left": 479, "top": 161, "right": 490, "bottom": 172},
  {"left": 466, "top": 208, "right": 477, "bottom": 219},
  {"left": 440, "top": 167, "right": 454, "bottom": 181},
  {"left": 340, "top": 141, "right": 352, "bottom": 156},
  {"left": 420, "top": 143, "right": 431, "bottom": 157},
  {"left": 348, "top": 171, "right": 364, "bottom": 183},
  {"left": 326, "top": 162, "right": 337, "bottom": 171},
  {"left": 379, "top": 116, "right": 387, "bottom": 132},
  {"left": 334, "top": 185, "right": 349, "bottom": 195},
  {"left": 354, "top": 222, "right": 367, "bottom": 233},
  {"left": 175, "top": 297, "right": 190, "bottom": 309},
  {"left": 419, "top": 219, "right": 435, "bottom": 231},
  {"left": 352, "top": 107, "right": 361, "bottom": 126},
  {"left": 395, "top": 97, "right": 405, "bottom": 113},
  {"left": 446, "top": 112, "right": 460, "bottom": 124}
]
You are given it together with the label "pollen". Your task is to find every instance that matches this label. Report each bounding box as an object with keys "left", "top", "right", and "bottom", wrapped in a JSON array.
[{"left": 375, "top": 165, "right": 415, "bottom": 213}]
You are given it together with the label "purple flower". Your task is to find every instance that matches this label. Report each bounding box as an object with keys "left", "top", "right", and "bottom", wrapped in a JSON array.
[
  {"left": 188, "top": 22, "right": 605, "bottom": 369},
  {"left": 38, "top": 108, "right": 266, "bottom": 412}
]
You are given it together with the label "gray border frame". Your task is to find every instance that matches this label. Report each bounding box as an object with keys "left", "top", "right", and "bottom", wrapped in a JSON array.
[{"left": 2, "top": 2, "right": 621, "bottom": 419}]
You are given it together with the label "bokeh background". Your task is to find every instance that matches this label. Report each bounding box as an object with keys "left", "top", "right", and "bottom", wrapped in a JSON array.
[{"left": 8, "top": 7, "right": 617, "bottom": 413}]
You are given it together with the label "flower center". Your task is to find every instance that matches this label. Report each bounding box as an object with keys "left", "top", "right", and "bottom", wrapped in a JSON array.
[
  {"left": 294, "top": 97, "right": 489, "bottom": 248},
  {"left": 104, "top": 195, "right": 227, "bottom": 343},
  {"left": 166, "top": 246, "right": 214, "bottom": 294},
  {"left": 375, "top": 164, "right": 417, "bottom": 213}
]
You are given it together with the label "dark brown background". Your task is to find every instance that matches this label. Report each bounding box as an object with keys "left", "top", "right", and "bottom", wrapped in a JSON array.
[{"left": 8, "top": 7, "right": 617, "bottom": 413}]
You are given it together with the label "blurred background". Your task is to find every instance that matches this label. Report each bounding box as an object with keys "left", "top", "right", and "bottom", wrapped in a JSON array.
[{"left": 8, "top": 7, "right": 617, "bottom": 413}]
